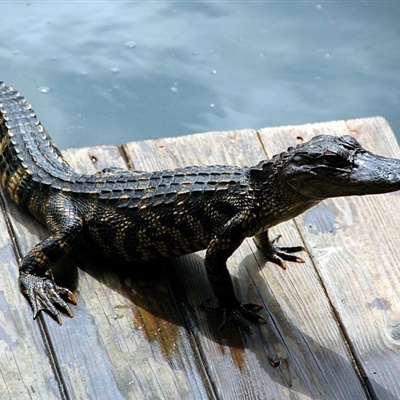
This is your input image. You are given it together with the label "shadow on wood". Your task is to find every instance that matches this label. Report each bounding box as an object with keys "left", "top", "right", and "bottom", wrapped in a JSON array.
[{"left": 0, "top": 118, "right": 399, "bottom": 399}]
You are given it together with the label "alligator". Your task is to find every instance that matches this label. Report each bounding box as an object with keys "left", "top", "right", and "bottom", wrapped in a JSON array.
[{"left": 1, "top": 82, "right": 400, "bottom": 331}]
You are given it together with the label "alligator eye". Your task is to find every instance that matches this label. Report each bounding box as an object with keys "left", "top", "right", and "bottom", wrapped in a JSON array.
[
  {"left": 321, "top": 153, "right": 348, "bottom": 167},
  {"left": 341, "top": 135, "right": 361, "bottom": 149}
]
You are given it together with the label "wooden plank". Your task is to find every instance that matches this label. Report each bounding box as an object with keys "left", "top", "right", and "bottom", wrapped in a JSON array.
[
  {"left": 258, "top": 117, "right": 400, "bottom": 399},
  {"left": 0, "top": 191, "right": 74, "bottom": 398},
  {"left": 4, "top": 117, "right": 396, "bottom": 399},
  {"left": 123, "top": 129, "right": 367, "bottom": 399},
  {"left": 49, "top": 145, "right": 213, "bottom": 399},
  {"left": 0, "top": 144, "right": 213, "bottom": 399}
]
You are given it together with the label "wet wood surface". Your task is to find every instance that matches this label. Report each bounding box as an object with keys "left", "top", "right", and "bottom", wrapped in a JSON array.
[{"left": 0, "top": 117, "right": 399, "bottom": 399}]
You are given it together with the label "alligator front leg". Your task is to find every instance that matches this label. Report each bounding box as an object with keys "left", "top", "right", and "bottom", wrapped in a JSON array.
[
  {"left": 254, "top": 230, "right": 307, "bottom": 270},
  {"left": 19, "top": 195, "right": 83, "bottom": 324},
  {"left": 202, "top": 216, "right": 266, "bottom": 332}
]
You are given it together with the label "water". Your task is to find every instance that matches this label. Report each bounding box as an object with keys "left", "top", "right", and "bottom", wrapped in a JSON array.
[{"left": 1, "top": 1, "right": 400, "bottom": 149}]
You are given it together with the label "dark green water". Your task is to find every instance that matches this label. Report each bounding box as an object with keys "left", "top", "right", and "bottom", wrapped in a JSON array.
[{"left": 2, "top": 1, "right": 400, "bottom": 149}]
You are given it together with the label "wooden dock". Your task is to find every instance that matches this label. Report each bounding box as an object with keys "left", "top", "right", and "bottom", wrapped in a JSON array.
[{"left": 0, "top": 117, "right": 399, "bottom": 399}]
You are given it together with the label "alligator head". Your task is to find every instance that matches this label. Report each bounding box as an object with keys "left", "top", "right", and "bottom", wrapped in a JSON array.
[{"left": 279, "top": 135, "right": 400, "bottom": 199}]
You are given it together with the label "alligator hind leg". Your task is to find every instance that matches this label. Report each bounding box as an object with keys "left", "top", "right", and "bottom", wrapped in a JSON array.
[
  {"left": 19, "top": 194, "right": 83, "bottom": 324},
  {"left": 254, "top": 230, "right": 307, "bottom": 270}
]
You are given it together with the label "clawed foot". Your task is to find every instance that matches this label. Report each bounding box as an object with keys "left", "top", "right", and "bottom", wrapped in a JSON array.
[
  {"left": 19, "top": 272, "right": 77, "bottom": 324},
  {"left": 201, "top": 300, "right": 266, "bottom": 333},
  {"left": 255, "top": 234, "right": 307, "bottom": 270}
]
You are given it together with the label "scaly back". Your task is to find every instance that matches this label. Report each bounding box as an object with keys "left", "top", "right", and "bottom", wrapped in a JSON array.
[{"left": 0, "top": 83, "right": 254, "bottom": 214}]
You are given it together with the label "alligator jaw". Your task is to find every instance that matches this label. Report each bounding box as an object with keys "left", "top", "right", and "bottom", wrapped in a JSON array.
[{"left": 349, "top": 151, "right": 400, "bottom": 195}]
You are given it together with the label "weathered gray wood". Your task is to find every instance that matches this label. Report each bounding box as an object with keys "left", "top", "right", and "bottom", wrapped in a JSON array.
[
  {"left": 123, "top": 129, "right": 367, "bottom": 399},
  {"left": 1, "top": 116, "right": 398, "bottom": 399},
  {"left": 0, "top": 189, "right": 74, "bottom": 398},
  {"left": 259, "top": 117, "right": 400, "bottom": 399},
  {"left": 57, "top": 145, "right": 214, "bottom": 399}
]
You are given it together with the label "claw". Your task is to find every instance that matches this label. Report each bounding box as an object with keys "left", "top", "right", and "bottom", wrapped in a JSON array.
[
  {"left": 19, "top": 272, "right": 76, "bottom": 324},
  {"left": 56, "top": 314, "right": 63, "bottom": 326},
  {"left": 68, "top": 291, "right": 78, "bottom": 305},
  {"left": 270, "top": 234, "right": 282, "bottom": 245},
  {"left": 201, "top": 300, "right": 266, "bottom": 333},
  {"left": 255, "top": 234, "right": 307, "bottom": 270}
]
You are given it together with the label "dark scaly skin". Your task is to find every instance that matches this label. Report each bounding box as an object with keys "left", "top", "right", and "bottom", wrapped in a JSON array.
[{"left": 2, "top": 82, "right": 400, "bottom": 332}]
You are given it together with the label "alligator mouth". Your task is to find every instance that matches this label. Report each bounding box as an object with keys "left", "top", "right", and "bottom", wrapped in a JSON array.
[{"left": 349, "top": 151, "right": 400, "bottom": 195}]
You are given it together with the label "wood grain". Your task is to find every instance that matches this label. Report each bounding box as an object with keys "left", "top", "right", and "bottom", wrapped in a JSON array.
[
  {"left": 123, "top": 129, "right": 366, "bottom": 399},
  {"left": 259, "top": 117, "right": 400, "bottom": 399},
  {"left": 0, "top": 193, "right": 66, "bottom": 398},
  {"left": 1, "top": 117, "right": 398, "bottom": 399},
  {"left": 59, "top": 145, "right": 213, "bottom": 399}
]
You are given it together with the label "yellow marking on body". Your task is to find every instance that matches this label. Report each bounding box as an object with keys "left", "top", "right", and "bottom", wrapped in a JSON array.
[
  {"left": 177, "top": 190, "right": 189, "bottom": 197},
  {"left": 177, "top": 201, "right": 185, "bottom": 206},
  {"left": 0, "top": 133, "right": 9, "bottom": 156},
  {"left": 1, "top": 171, "right": 8, "bottom": 189},
  {"left": 31, "top": 252, "right": 52, "bottom": 269},
  {"left": 218, "top": 179, "right": 231, "bottom": 185},
  {"left": 7, "top": 166, "right": 28, "bottom": 205},
  {"left": 139, "top": 205, "right": 147, "bottom": 210}
]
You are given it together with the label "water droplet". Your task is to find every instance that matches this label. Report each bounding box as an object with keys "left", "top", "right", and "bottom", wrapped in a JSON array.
[
  {"left": 210, "top": 103, "right": 215, "bottom": 108},
  {"left": 192, "top": 51, "right": 199, "bottom": 56},
  {"left": 211, "top": 69, "right": 217, "bottom": 75},
  {"left": 110, "top": 67, "right": 119, "bottom": 74},
  {"left": 258, "top": 52, "right": 266, "bottom": 58},
  {"left": 316, "top": 4, "right": 322, "bottom": 9},
  {"left": 324, "top": 52, "right": 332, "bottom": 58},
  {"left": 38, "top": 86, "right": 50, "bottom": 94},
  {"left": 170, "top": 82, "right": 179, "bottom": 93},
  {"left": 125, "top": 41, "right": 136, "bottom": 49}
]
